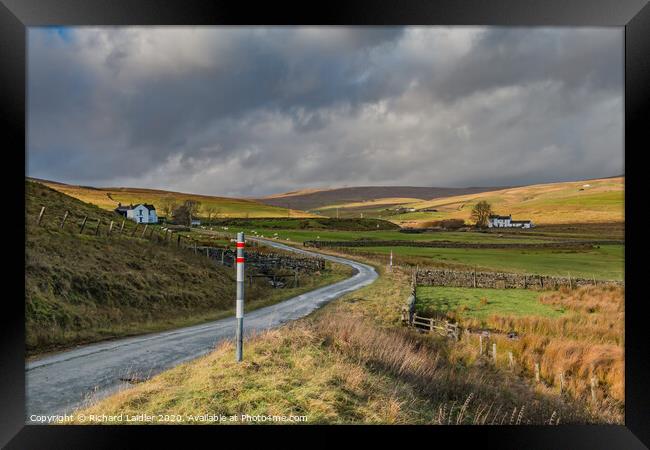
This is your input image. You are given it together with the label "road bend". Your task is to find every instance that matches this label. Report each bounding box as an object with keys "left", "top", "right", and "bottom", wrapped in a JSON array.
[{"left": 25, "top": 238, "right": 377, "bottom": 420}]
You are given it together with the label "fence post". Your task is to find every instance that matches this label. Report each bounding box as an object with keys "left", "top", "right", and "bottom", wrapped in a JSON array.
[
  {"left": 508, "top": 351, "right": 514, "bottom": 369},
  {"left": 479, "top": 335, "right": 484, "bottom": 355},
  {"left": 108, "top": 220, "right": 114, "bottom": 235},
  {"left": 590, "top": 377, "right": 598, "bottom": 404},
  {"left": 120, "top": 219, "right": 125, "bottom": 233},
  {"left": 473, "top": 267, "right": 477, "bottom": 288},
  {"left": 535, "top": 362, "right": 540, "bottom": 383},
  {"left": 79, "top": 216, "right": 87, "bottom": 234},
  {"left": 60, "top": 210, "right": 69, "bottom": 229},
  {"left": 559, "top": 372, "right": 565, "bottom": 394},
  {"left": 194, "top": 242, "right": 197, "bottom": 254},
  {"left": 95, "top": 219, "right": 101, "bottom": 236},
  {"left": 37, "top": 206, "right": 45, "bottom": 225},
  {"left": 221, "top": 250, "right": 225, "bottom": 265},
  {"left": 177, "top": 234, "right": 181, "bottom": 247},
  {"left": 141, "top": 224, "right": 148, "bottom": 238},
  {"left": 492, "top": 343, "right": 497, "bottom": 364}
]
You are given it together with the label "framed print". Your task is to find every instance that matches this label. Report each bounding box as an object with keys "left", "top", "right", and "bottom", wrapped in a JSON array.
[{"left": 1, "top": 0, "right": 648, "bottom": 447}]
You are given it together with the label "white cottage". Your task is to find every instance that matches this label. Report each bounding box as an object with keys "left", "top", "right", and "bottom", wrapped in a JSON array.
[
  {"left": 115, "top": 203, "right": 158, "bottom": 224},
  {"left": 488, "top": 214, "right": 533, "bottom": 229}
]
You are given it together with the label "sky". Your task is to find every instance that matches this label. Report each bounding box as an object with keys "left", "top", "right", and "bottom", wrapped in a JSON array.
[{"left": 27, "top": 27, "right": 623, "bottom": 197}]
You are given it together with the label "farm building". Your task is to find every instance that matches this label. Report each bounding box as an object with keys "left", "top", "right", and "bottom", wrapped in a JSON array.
[
  {"left": 488, "top": 214, "right": 533, "bottom": 229},
  {"left": 114, "top": 203, "right": 158, "bottom": 224}
]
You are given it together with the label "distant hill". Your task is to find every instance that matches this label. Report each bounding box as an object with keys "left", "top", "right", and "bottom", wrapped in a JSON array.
[
  {"left": 395, "top": 176, "right": 624, "bottom": 226},
  {"left": 257, "top": 186, "right": 510, "bottom": 212},
  {"left": 30, "top": 178, "right": 315, "bottom": 219}
]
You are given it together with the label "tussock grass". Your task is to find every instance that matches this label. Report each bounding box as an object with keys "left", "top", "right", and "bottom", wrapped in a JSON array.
[{"left": 73, "top": 315, "right": 580, "bottom": 425}]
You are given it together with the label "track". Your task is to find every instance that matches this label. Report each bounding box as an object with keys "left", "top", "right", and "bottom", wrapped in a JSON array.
[{"left": 25, "top": 238, "right": 377, "bottom": 421}]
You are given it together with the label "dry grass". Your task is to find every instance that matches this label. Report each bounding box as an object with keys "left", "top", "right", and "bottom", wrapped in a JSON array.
[
  {"left": 72, "top": 313, "right": 581, "bottom": 425},
  {"left": 396, "top": 176, "right": 623, "bottom": 225},
  {"left": 446, "top": 285, "right": 624, "bottom": 413}
]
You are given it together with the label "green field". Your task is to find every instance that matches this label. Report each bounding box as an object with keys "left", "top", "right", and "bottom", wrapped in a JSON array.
[
  {"left": 415, "top": 286, "right": 564, "bottom": 320},
  {"left": 202, "top": 224, "right": 623, "bottom": 280},
  {"left": 348, "top": 245, "right": 624, "bottom": 280},
  {"left": 232, "top": 228, "right": 551, "bottom": 244}
]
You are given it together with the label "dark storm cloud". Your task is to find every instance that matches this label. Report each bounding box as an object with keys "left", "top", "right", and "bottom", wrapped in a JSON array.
[{"left": 27, "top": 27, "right": 623, "bottom": 196}]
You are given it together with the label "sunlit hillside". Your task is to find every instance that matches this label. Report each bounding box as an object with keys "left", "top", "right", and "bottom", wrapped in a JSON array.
[
  {"left": 34, "top": 179, "right": 316, "bottom": 219},
  {"left": 394, "top": 177, "right": 623, "bottom": 226}
]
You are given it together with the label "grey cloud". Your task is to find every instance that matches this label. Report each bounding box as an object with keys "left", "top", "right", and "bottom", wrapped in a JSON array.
[{"left": 27, "top": 27, "right": 623, "bottom": 197}]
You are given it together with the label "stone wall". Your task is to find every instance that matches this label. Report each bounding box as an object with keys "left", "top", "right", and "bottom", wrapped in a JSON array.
[
  {"left": 416, "top": 268, "right": 623, "bottom": 290},
  {"left": 202, "top": 247, "right": 326, "bottom": 273}
]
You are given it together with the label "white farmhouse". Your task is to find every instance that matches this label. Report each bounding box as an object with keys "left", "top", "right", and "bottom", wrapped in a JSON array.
[
  {"left": 488, "top": 214, "right": 533, "bottom": 229},
  {"left": 115, "top": 203, "right": 158, "bottom": 224}
]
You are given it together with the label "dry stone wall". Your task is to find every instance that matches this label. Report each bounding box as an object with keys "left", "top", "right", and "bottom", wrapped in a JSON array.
[{"left": 416, "top": 268, "right": 623, "bottom": 290}]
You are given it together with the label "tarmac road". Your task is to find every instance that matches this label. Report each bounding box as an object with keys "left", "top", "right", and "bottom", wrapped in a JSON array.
[{"left": 25, "top": 238, "right": 377, "bottom": 421}]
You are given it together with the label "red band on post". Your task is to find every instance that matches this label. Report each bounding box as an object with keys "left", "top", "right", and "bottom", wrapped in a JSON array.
[
  {"left": 236, "top": 242, "right": 245, "bottom": 248},
  {"left": 236, "top": 257, "right": 245, "bottom": 263}
]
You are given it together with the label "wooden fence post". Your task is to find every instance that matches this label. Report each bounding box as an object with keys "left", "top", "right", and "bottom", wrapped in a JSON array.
[
  {"left": 108, "top": 220, "right": 114, "bottom": 235},
  {"left": 535, "top": 363, "right": 540, "bottom": 383},
  {"left": 60, "top": 210, "right": 69, "bottom": 229},
  {"left": 508, "top": 351, "right": 514, "bottom": 369},
  {"left": 140, "top": 224, "right": 148, "bottom": 237},
  {"left": 79, "top": 216, "right": 87, "bottom": 234},
  {"left": 492, "top": 343, "right": 497, "bottom": 364},
  {"left": 37, "top": 206, "right": 45, "bottom": 225},
  {"left": 473, "top": 267, "right": 477, "bottom": 288},
  {"left": 177, "top": 234, "right": 181, "bottom": 247},
  {"left": 95, "top": 219, "right": 101, "bottom": 236},
  {"left": 479, "top": 335, "right": 484, "bottom": 355},
  {"left": 559, "top": 372, "right": 565, "bottom": 394},
  {"left": 194, "top": 242, "right": 197, "bottom": 254},
  {"left": 120, "top": 219, "right": 125, "bottom": 233},
  {"left": 221, "top": 251, "right": 225, "bottom": 265},
  {"left": 590, "top": 377, "right": 598, "bottom": 404}
]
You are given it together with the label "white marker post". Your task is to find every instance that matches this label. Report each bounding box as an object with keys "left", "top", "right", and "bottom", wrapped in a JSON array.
[
  {"left": 235, "top": 232, "right": 245, "bottom": 362},
  {"left": 389, "top": 250, "right": 393, "bottom": 271}
]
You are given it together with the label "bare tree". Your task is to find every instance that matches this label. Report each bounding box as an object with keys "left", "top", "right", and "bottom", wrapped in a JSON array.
[
  {"left": 202, "top": 204, "right": 220, "bottom": 225},
  {"left": 471, "top": 201, "right": 493, "bottom": 228},
  {"left": 159, "top": 196, "right": 177, "bottom": 222},
  {"left": 172, "top": 200, "right": 201, "bottom": 226},
  {"left": 184, "top": 199, "right": 201, "bottom": 224}
]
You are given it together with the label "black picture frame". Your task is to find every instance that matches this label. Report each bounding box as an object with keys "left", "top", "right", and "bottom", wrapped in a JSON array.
[{"left": 1, "top": 0, "right": 648, "bottom": 447}]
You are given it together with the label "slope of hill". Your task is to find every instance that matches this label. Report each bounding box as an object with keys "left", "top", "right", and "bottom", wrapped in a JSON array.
[
  {"left": 25, "top": 181, "right": 336, "bottom": 355},
  {"left": 32, "top": 178, "right": 315, "bottom": 219},
  {"left": 257, "top": 186, "right": 511, "bottom": 212},
  {"left": 396, "top": 177, "right": 624, "bottom": 226}
]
